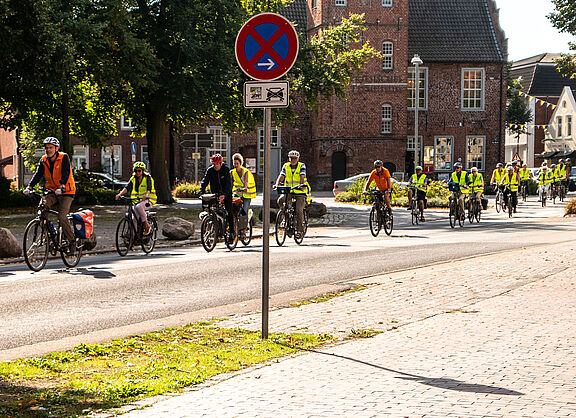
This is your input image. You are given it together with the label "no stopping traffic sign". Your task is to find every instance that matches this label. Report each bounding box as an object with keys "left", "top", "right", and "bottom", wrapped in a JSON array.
[{"left": 235, "top": 13, "right": 299, "bottom": 81}]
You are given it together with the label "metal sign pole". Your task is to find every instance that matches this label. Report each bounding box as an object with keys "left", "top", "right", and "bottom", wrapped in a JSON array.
[
  {"left": 262, "top": 107, "right": 271, "bottom": 339},
  {"left": 195, "top": 133, "right": 199, "bottom": 184}
]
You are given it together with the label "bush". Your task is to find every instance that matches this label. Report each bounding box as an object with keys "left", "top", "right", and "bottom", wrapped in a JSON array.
[
  {"left": 565, "top": 198, "right": 576, "bottom": 216},
  {"left": 173, "top": 182, "right": 202, "bottom": 198},
  {"left": 0, "top": 176, "right": 11, "bottom": 196},
  {"left": 0, "top": 189, "right": 39, "bottom": 208}
]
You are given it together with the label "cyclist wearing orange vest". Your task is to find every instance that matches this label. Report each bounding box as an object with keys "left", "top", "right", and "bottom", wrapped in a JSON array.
[{"left": 25, "top": 137, "right": 76, "bottom": 245}]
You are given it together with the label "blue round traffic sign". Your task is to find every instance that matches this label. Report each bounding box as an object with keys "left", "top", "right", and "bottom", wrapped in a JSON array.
[{"left": 235, "top": 13, "right": 299, "bottom": 81}]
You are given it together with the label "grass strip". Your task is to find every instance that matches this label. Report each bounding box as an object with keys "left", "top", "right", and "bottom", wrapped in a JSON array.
[
  {"left": 0, "top": 322, "right": 332, "bottom": 417},
  {"left": 288, "top": 283, "right": 374, "bottom": 308}
]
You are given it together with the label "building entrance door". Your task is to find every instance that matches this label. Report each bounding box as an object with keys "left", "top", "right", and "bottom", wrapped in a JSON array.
[{"left": 331, "top": 151, "right": 347, "bottom": 182}]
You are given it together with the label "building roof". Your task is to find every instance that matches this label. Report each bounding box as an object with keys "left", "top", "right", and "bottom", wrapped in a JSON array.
[
  {"left": 281, "top": 0, "right": 308, "bottom": 34},
  {"left": 510, "top": 54, "right": 576, "bottom": 97},
  {"left": 408, "top": 0, "right": 505, "bottom": 63}
]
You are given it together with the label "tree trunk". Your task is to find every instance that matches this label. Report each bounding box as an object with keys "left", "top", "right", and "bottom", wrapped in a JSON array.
[{"left": 145, "top": 103, "right": 175, "bottom": 204}]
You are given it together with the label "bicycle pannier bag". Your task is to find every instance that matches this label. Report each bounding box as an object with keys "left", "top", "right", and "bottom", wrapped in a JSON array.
[
  {"left": 481, "top": 197, "right": 488, "bottom": 211},
  {"left": 72, "top": 210, "right": 94, "bottom": 239}
]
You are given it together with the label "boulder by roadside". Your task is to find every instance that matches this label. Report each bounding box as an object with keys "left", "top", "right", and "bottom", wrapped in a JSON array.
[
  {"left": 307, "top": 201, "right": 327, "bottom": 218},
  {"left": 0, "top": 228, "right": 22, "bottom": 258},
  {"left": 162, "top": 217, "right": 195, "bottom": 240}
]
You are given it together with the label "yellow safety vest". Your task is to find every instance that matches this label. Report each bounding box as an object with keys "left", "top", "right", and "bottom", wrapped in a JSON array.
[
  {"left": 283, "top": 162, "right": 311, "bottom": 203},
  {"left": 550, "top": 168, "right": 560, "bottom": 182},
  {"left": 519, "top": 168, "right": 530, "bottom": 181},
  {"left": 469, "top": 173, "right": 484, "bottom": 193},
  {"left": 538, "top": 171, "right": 552, "bottom": 186},
  {"left": 410, "top": 173, "right": 427, "bottom": 191},
  {"left": 558, "top": 165, "right": 567, "bottom": 180},
  {"left": 130, "top": 174, "right": 157, "bottom": 204},
  {"left": 232, "top": 167, "right": 256, "bottom": 199},
  {"left": 491, "top": 169, "right": 504, "bottom": 184},
  {"left": 451, "top": 171, "right": 469, "bottom": 194},
  {"left": 501, "top": 173, "right": 519, "bottom": 192}
]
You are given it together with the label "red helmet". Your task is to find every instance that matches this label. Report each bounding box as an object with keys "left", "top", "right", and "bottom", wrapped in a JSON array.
[{"left": 210, "top": 154, "right": 223, "bottom": 164}]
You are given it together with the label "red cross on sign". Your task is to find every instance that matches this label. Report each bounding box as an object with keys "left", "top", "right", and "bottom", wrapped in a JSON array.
[{"left": 235, "top": 13, "right": 299, "bottom": 81}]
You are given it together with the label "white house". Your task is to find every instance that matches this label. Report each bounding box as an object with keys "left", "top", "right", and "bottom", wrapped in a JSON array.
[{"left": 544, "top": 86, "right": 576, "bottom": 159}]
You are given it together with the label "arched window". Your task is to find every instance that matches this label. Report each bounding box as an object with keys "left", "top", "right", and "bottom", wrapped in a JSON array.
[
  {"left": 382, "top": 104, "right": 392, "bottom": 134},
  {"left": 382, "top": 42, "right": 393, "bottom": 70}
]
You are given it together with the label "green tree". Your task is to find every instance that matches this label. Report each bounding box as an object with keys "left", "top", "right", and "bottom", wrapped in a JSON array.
[
  {"left": 549, "top": 0, "right": 576, "bottom": 77},
  {"left": 506, "top": 77, "right": 532, "bottom": 157}
]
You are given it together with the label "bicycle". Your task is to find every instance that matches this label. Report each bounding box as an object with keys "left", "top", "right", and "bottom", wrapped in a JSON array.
[
  {"left": 550, "top": 183, "right": 558, "bottom": 205},
  {"left": 448, "top": 191, "right": 465, "bottom": 228},
  {"left": 408, "top": 187, "right": 420, "bottom": 226},
  {"left": 275, "top": 186, "right": 309, "bottom": 246},
  {"left": 232, "top": 188, "right": 254, "bottom": 246},
  {"left": 467, "top": 189, "right": 482, "bottom": 224},
  {"left": 199, "top": 193, "right": 236, "bottom": 252},
  {"left": 366, "top": 190, "right": 393, "bottom": 236},
  {"left": 559, "top": 181, "right": 566, "bottom": 202},
  {"left": 520, "top": 181, "right": 529, "bottom": 202},
  {"left": 23, "top": 190, "right": 84, "bottom": 272},
  {"left": 539, "top": 185, "right": 548, "bottom": 207},
  {"left": 503, "top": 188, "right": 516, "bottom": 218},
  {"left": 493, "top": 185, "right": 504, "bottom": 213},
  {"left": 115, "top": 197, "right": 158, "bottom": 256}
]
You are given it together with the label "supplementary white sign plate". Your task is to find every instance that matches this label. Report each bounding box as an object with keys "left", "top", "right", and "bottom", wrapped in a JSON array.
[{"left": 244, "top": 81, "right": 289, "bottom": 108}]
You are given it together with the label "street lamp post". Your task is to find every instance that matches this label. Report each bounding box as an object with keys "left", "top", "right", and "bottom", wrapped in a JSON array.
[{"left": 411, "top": 54, "right": 423, "bottom": 175}]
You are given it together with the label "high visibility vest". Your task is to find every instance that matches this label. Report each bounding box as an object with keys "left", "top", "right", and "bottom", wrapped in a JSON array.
[
  {"left": 283, "top": 162, "right": 311, "bottom": 203},
  {"left": 491, "top": 169, "right": 504, "bottom": 184},
  {"left": 232, "top": 167, "right": 256, "bottom": 199},
  {"left": 410, "top": 173, "right": 427, "bottom": 191},
  {"left": 538, "top": 171, "right": 552, "bottom": 186},
  {"left": 558, "top": 165, "right": 567, "bottom": 180},
  {"left": 40, "top": 152, "right": 76, "bottom": 195},
  {"left": 501, "top": 173, "right": 519, "bottom": 192},
  {"left": 130, "top": 174, "right": 157, "bottom": 204},
  {"left": 451, "top": 171, "right": 469, "bottom": 194},
  {"left": 550, "top": 168, "right": 560, "bottom": 182},
  {"left": 469, "top": 173, "right": 484, "bottom": 193},
  {"left": 519, "top": 168, "right": 530, "bottom": 181}
]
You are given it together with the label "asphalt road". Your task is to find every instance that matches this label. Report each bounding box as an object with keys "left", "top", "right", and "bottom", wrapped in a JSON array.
[{"left": 1, "top": 197, "right": 575, "bottom": 360}]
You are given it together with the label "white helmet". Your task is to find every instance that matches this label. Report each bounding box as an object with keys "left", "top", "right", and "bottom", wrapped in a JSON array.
[
  {"left": 43, "top": 137, "right": 60, "bottom": 147},
  {"left": 288, "top": 150, "right": 300, "bottom": 158}
]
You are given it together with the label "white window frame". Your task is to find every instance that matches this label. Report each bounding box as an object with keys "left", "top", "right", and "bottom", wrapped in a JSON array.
[
  {"left": 557, "top": 116, "right": 563, "bottom": 137},
  {"left": 407, "top": 67, "right": 428, "bottom": 110},
  {"left": 141, "top": 145, "right": 150, "bottom": 171},
  {"left": 461, "top": 68, "right": 485, "bottom": 111},
  {"left": 72, "top": 145, "right": 89, "bottom": 171},
  {"left": 335, "top": 0, "right": 346, "bottom": 5},
  {"left": 258, "top": 127, "right": 281, "bottom": 174},
  {"left": 382, "top": 42, "right": 393, "bottom": 70},
  {"left": 101, "top": 145, "right": 122, "bottom": 177},
  {"left": 381, "top": 104, "right": 392, "bottom": 134},
  {"left": 312, "top": 0, "right": 317, "bottom": 8},
  {"left": 466, "top": 136, "right": 485, "bottom": 171},
  {"left": 568, "top": 115, "right": 572, "bottom": 137},
  {"left": 120, "top": 115, "right": 134, "bottom": 130},
  {"left": 208, "top": 126, "right": 230, "bottom": 163},
  {"left": 434, "top": 136, "right": 453, "bottom": 172},
  {"left": 382, "top": 0, "right": 392, "bottom": 6}
]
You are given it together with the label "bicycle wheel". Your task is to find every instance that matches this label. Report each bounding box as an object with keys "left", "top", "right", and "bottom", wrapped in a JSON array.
[
  {"left": 115, "top": 217, "right": 133, "bottom": 256},
  {"left": 411, "top": 206, "right": 419, "bottom": 225},
  {"left": 475, "top": 204, "right": 482, "bottom": 223},
  {"left": 200, "top": 215, "right": 218, "bottom": 252},
  {"left": 60, "top": 225, "right": 82, "bottom": 268},
  {"left": 508, "top": 199, "right": 513, "bottom": 218},
  {"left": 23, "top": 219, "right": 48, "bottom": 272},
  {"left": 495, "top": 192, "right": 502, "bottom": 213},
  {"left": 225, "top": 223, "right": 238, "bottom": 251},
  {"left": 369, "top": 206, "right": 380, "bottom": 237},
  {"left": 467, "top": 202, "right": 474, "bottom": 224},
  {"left": 522, "top": 185, "right": 527, "bottom": 202},
  {"left": 542, "top": 194, "right": 546, "bottom": 207},
  {"left": 457, "top": 204, "right": 464, "bottom": 227},
  {"left": 384, "top": 208, "right": 393, "bottom": 236},
  {"left": 275, "top": 210, "right": 287, "bottom": 246},
  {"left": 141, "top": 217, "right": 158, "bottom": 254},
  {"left": 240, "top": 219, "right": 253, "bottom": 246},
  {"left": 449, "top": 199, "right": 456, "bottom": 229}
]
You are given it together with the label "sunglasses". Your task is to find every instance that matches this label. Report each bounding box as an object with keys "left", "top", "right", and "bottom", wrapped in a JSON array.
[{"left": 134, "top": 169, "right": 143, "bottom": 173}]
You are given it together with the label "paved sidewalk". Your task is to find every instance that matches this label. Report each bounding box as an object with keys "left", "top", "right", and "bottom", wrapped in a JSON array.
[{"left": 114, "top": 240, "right": 576, "bottom": 417}]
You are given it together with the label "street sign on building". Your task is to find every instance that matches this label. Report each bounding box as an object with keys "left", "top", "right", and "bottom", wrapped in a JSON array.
[
  {"left": 244, "top": 81, "right": 289, "bottom": 108},
  {"left": 235, "top": 13, "right": 298, "bottom": 81},
  {"left": 180, "top": 133, "right": 213, "bottom": 148},
  {"left": 131, "top": 142, "right": 137, "bottom": 162},
  {"left": 513, "top": 152, "right": 521, "bottom": 162}
]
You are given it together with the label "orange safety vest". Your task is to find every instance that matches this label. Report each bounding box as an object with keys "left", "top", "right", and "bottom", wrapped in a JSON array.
[{"left": 40, "top": 152, "right": 76, "bottom": 195}]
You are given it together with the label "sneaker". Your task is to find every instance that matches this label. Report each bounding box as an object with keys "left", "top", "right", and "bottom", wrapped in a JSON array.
[{"left": 420, "top": 216, "right": 425, "bottom": 222}]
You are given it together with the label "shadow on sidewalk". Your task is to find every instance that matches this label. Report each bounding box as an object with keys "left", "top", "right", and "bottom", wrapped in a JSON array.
[
  {"left": 55, "top": 267, "right": 117, "bottom": 280},
  {"left": 286, "top": 344, "right": 524, "bottom": 396}
]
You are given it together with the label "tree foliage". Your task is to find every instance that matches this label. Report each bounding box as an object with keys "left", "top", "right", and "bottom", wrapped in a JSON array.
[
  {"left": 506, "top": 77, "right": 532, "bottom": 139},
  {"left": 549, "top": 0, "right": 576, "bottom": 78}
]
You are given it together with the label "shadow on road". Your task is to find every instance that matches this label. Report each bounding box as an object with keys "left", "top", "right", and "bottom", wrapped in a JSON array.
[
  {"left": 0, "top": 272, "right": 15, "bottom": 277},
  {"left": 57, "top": 267, "right": 116, "bottom": 279}
]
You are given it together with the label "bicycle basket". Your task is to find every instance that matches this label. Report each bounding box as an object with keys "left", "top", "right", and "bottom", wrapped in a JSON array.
[
  {"left": 276, "top": 186, "right": 292, "bottom": 195},
  {"left": 448, "top": 183, "right": 460, "bottom": 192}
]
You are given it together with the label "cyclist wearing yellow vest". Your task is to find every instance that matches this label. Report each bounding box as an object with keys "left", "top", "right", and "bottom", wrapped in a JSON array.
[
  {"left": 274, "top": 150, "right": 310, "bottom": 238},
  {"left": 231, "top": 153, "right": 256, "bottom": 215},
  {"left": 448, "top": 162, "right": 469, "bottom": 219},
  {"left": 538, "top": 165, "right": 553, "bottom": 202},
  {"left": 407, "top": 166, "right": 428, "bottom": 222},
  {"left": 116, "top": 161, "right": 156, "bottom": 235},
  {"left": 468, "top": 166, "right": 484, "bottom": 205},
  {"left": 558, "top": 159, "right": 568, "bottom": 194},
  {"left": 519, "top": 163, "right": 532, "bottom": 190},
  {"left": 500, "top": 165, "right": 519, "bottom": 213},
  {"left": 25, "top": 137, "right": 77, "bottom": 249},
  {"left": 490, "top": 162, "right": 505, "bottom": 194}
]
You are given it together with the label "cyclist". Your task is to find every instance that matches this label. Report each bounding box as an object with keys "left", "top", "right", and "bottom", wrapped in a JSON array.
[
  {"left": 468, "top": 166, "right": 484, "bottom": 207},
  {"left": 362, "top": 160, "right": 393, "bottom": 213},
  {"left": 448, "top": 162, "right": 469, "bottom": 219},
  {"left": 230, "top": 153, "right": 256, "bottom": 215},
  {"left": 519, "top": 162, "right": 532, "bottom": 193},
  {"left": 558, "top": 159, "right": 568, "bottom": 196},
  {"left": 24, "top": 137, "right": 76, "bottom": 252},
  {"left": 407, "top": 165, "right": 428, "bottom": 222},
  {"left": 115, "top": 161, "right": 156, "bottom": 235},
  {"left": 490, "top": 163, "right": 505, "bottom": 195},
  {"left": 274, "top": 150, "right": 311, "bottom": 239},
  {"left": 550, "top": 163, "right": 560, "bottom": 198},
  {"left": 538, "top": 166, "right": 552, "bottom": 202},
  {"left": 500, "top": 165, "right": 519, "bottom": 213},
  {"left": 200, "top": 154, "right": 235, "bottom": 238}
]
